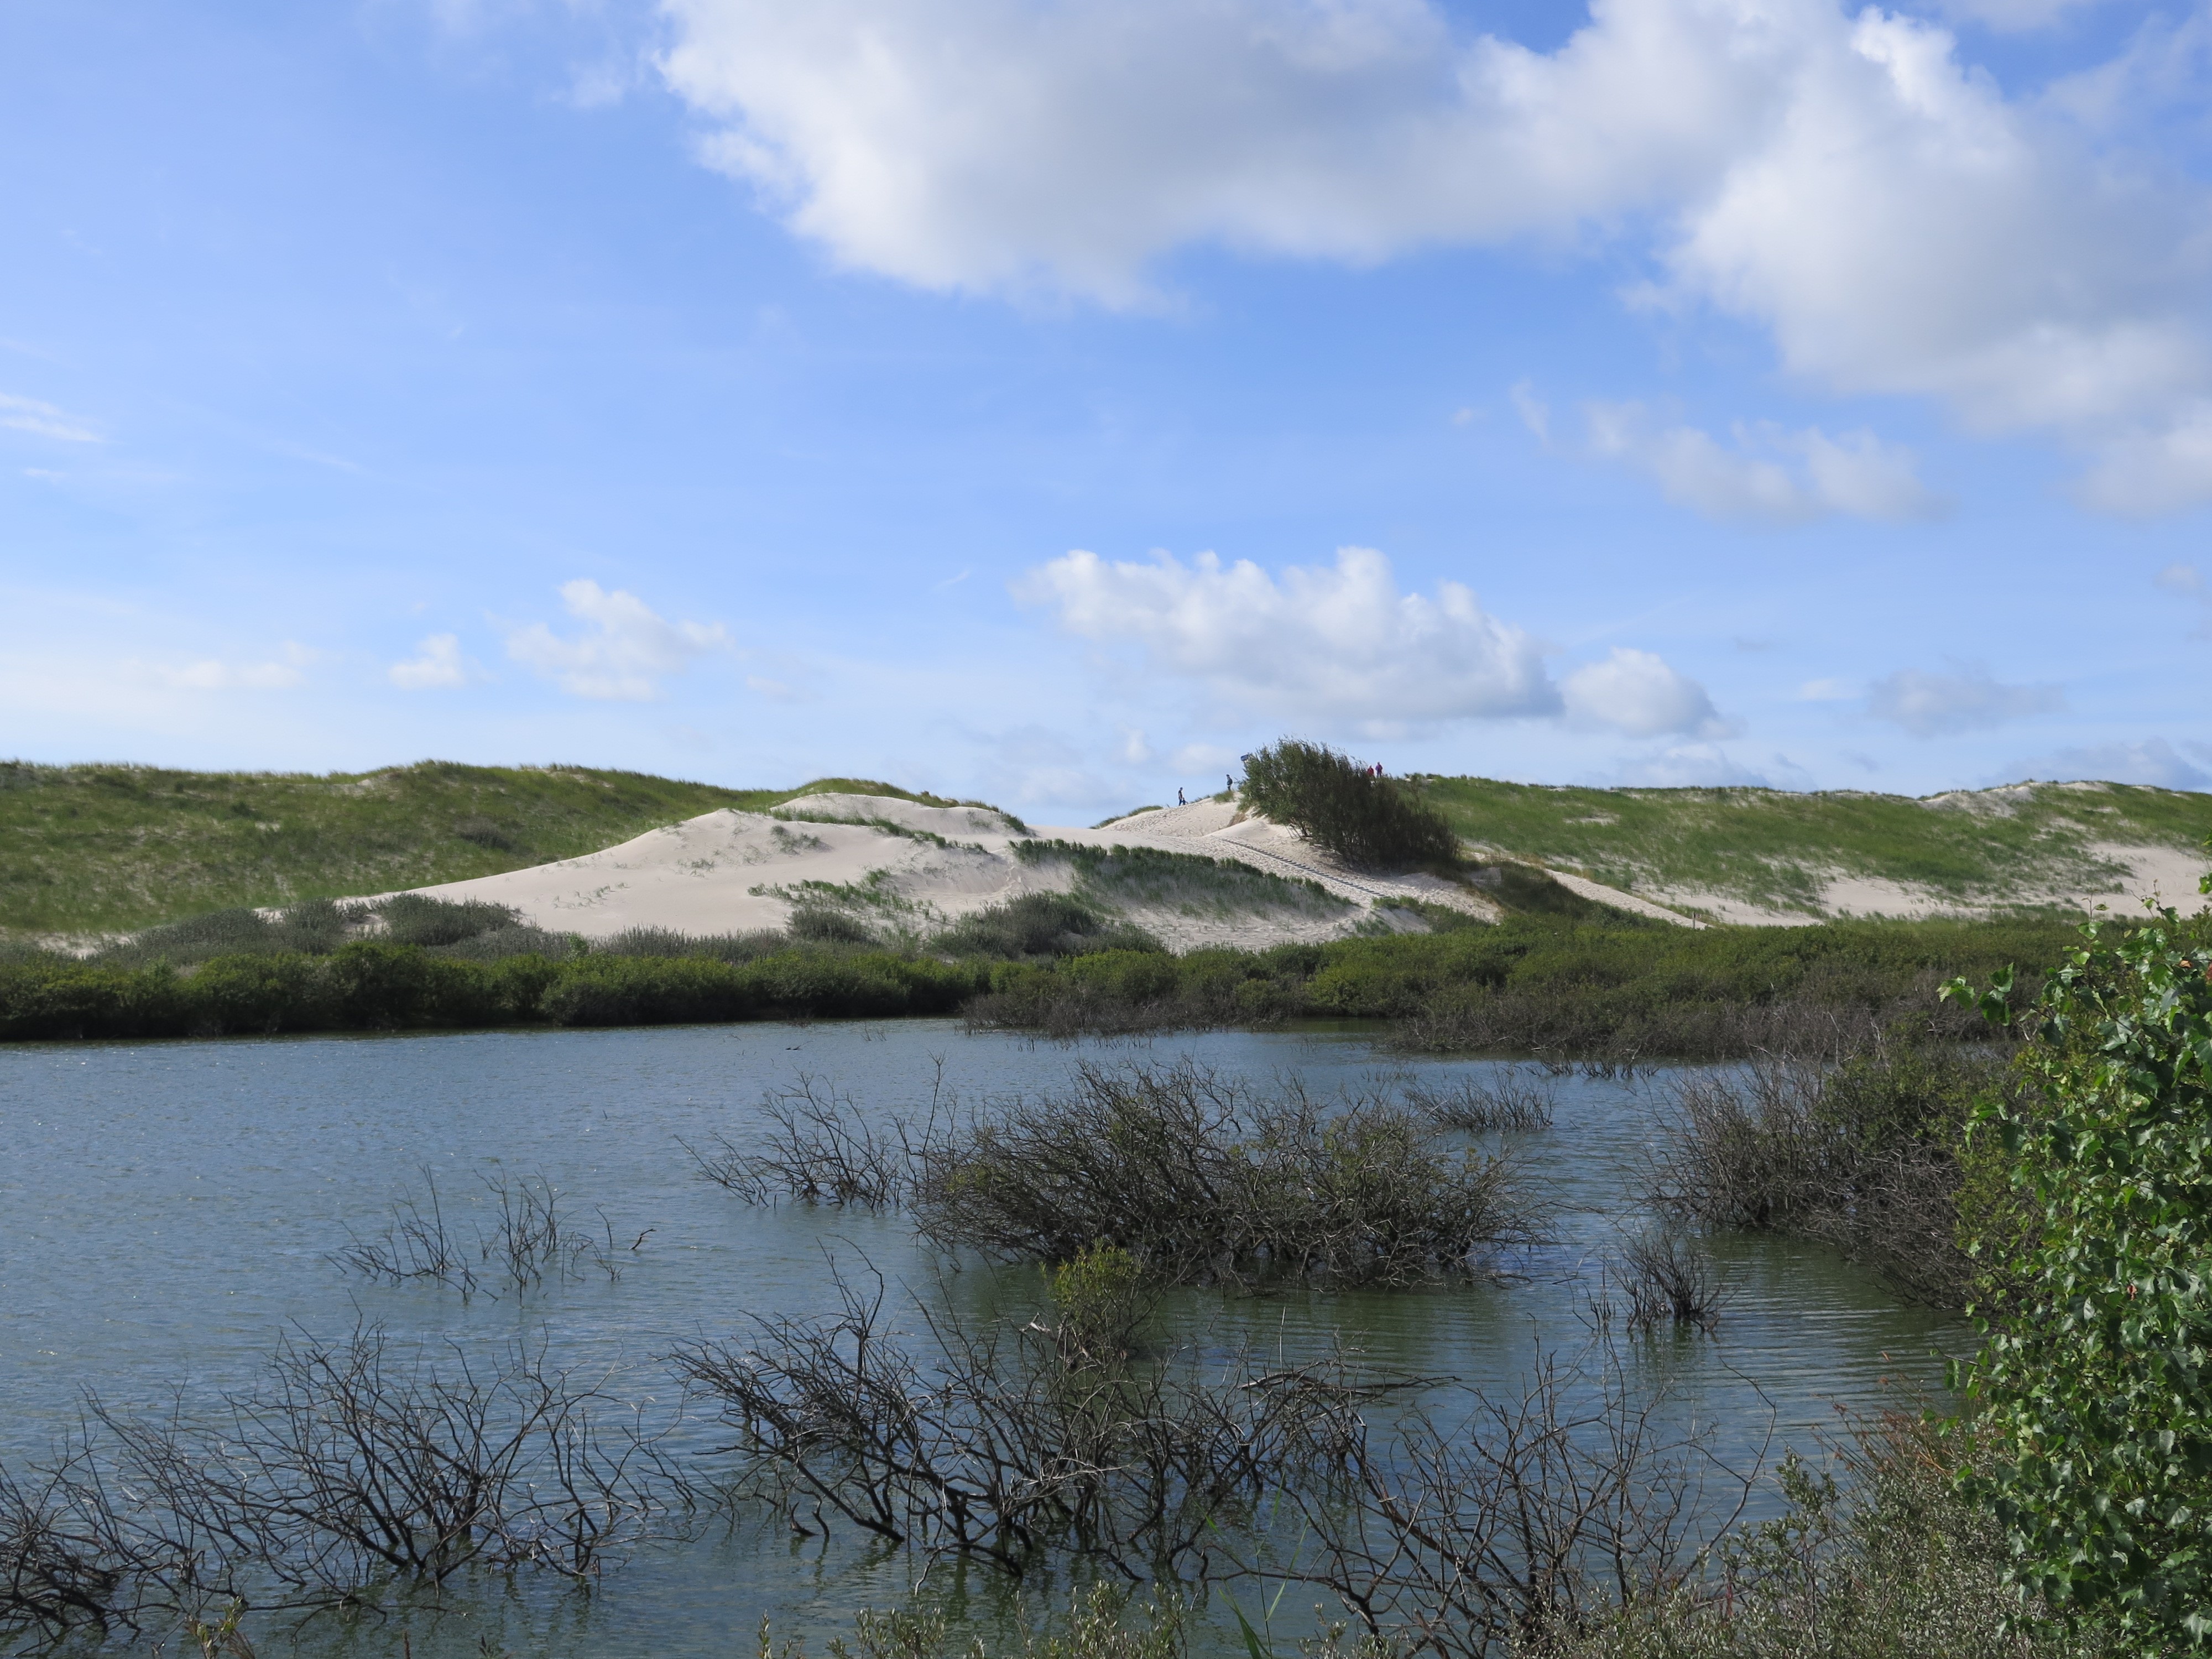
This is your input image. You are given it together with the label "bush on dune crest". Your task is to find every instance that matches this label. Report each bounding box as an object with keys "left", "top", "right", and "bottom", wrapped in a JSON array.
[{"left": 1239, "top": 738, "right": 1459, "bottom": 871}]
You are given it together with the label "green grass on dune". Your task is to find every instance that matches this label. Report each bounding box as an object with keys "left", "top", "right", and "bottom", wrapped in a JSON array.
[
  {"left": 0, "top": 760, "right": 978, "bottom": 937},
  {"left": 15, "top": 757, "right": 2211, "bottom": 940},
  {"left": 1414, "top": 775, "right": 2212, "bottom": 916}
]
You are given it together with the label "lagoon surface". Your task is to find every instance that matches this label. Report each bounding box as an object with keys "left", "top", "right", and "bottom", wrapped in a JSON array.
[{"left": 0, "top": 1021, "right": 1968, "bottom": 1655}]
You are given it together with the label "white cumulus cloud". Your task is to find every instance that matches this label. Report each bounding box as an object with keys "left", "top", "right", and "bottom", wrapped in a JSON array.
[
  {"left": 1582, "top": 401, "right": 1944, "bottom": 524},
  {"left": 659, "top": 0, "right": 2212, "bottom": 509},
  {"left": 1562, "top": 648, "right": 1731, "bottom": 738},
  {"left": 1018, "top": 544, "right": 1724, "bottom": 738},
  {"left": 388, "top": 634, "right": 479, "bottom": 690},
  {"left": 1866, "top": 664, "right": 2064, "bottom": 736},
  {"left": 504, "top": 580, "right": 733, "bottom": 700},
  {"left": 1017, "top": 545, "right": 1557, "bottom": 724}
]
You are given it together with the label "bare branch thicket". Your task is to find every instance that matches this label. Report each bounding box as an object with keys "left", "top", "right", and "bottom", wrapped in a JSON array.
[
  {"left": 1646, "top": 1053, "right": 1981, "bottom": 1307},
  {"left": 670, "top": 1262, "right": 1375, "bottom": 1582},
  {"left": 327, "top": 1167, "right": 480, "bottom": 1296},
  {"left": 0, "top": 1438, "right": 144, "bottom": 1641},
  {"left": 1615, "top": 1233, "right": 1729, "bottom": 1335},
  {"left": 481, "top": 1172, "right": 628, "bottom": 1288},
  {"left": 0, "top": 1325, "right": 693, "bottom": 1637},
  {"left": 912, "top": 1061, "right": 1544, "bottom": 1288},
  {"left": 328, "top": 1169, "right": 632, "bottom": 1297},
  {"left": 681, "top": 1074, "right": 920, "bottom": 1209},
  {"left": 1403, "top": 1071, "right": 1558, "bottom": 1134},
  {"left": 1281, "top": 1345, "right": 1770, "bottom": 1659}
]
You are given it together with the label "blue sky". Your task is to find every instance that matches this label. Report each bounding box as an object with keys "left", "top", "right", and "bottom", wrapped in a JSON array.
[{"left": 4, "top": 0, "right": 2210, "bottom": 817}]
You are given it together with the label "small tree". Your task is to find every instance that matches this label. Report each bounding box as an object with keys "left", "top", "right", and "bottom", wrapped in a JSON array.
[
  {"left": 1944, "top": 890, "right": 2212, "bottom": 1648},
  {"left": 1238, "top": 739, "right": 1458, "bottom": 871}
]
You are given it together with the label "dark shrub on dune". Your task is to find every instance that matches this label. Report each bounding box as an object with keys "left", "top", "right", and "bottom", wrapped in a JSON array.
[{"left": 1239, "top": 737, "right": 1459, "bottom": 871}]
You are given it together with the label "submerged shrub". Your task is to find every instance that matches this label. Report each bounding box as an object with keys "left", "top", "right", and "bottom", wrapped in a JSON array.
[
  {"left": 671, "top": 1263, "right": 1363, "bottom": 1580},
  {"left": 1647, "top": 1042, "right": 1999, "bottom": 1306},
  {"left": 1239, "top": 738, "right": 1459, "bottom": 871},
  {"left": 1617, "top": 1230, "right": 1728, "bottom": 1334},
  {"left": 915, "top": 1061, "right": 1540, "bottom": 1286}
]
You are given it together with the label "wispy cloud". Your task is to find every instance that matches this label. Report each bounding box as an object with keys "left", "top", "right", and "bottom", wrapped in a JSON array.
[
  {"left": 0, "top": 392, "right": 101, "bottom": 444},
  {"left": 2153, "top": 561, "right": 2212, "bottom": 637},
  {"left": 1866, "top": 664, "right": 2064, "bottom": 737},
  {"left": 388, "top": 634, "right": 483, "bottom": 691},
  {"left": 2006, "top": 737, "right": 2212, "bottom": 790},
  {"left": 504, "top": 580, "right": 733, "bottom": 701},
  {"left": 1580, "top": 401, "right": 1944, "bottom": 525},
  {"left": 148, "top": 642, "right": 315, "bottom": 692}
]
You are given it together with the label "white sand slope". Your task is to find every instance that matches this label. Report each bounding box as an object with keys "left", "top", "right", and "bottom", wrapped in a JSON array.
[
  {"left": 400, "top": 785, "right": 2209, "bottom": 942},
  {"left": 1635, "top": 839, "right": 2212, "bottom": 925},
  {"left": 388, "top": 791, "right": 1513, "bottom": 949}
]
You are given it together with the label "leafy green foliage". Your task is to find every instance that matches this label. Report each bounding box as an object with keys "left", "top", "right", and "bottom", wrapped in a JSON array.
[
  {"left": 1239, "top": 739, "right": 1458, "bottom": 870},
  {"left": 1945, "top": 900, "right": 2212, "bottom": 1645}
]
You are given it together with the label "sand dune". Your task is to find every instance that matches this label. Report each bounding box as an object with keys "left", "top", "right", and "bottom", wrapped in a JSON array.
[
  {"left": 396, "top": 791, "right": 1503, "bottom": 948},
  {"left": 378, "top": 787, "right": 2207, "bottom": 943}
]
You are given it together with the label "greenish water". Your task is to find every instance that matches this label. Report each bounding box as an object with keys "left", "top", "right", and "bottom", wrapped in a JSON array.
[{"left": 0, "top": 1021, "right": 1967, "bottom": 1655}]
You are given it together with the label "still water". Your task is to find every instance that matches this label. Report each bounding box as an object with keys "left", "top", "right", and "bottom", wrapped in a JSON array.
[{"left": 0, "top": 1020, "right": 1967, "bottom": 1655}]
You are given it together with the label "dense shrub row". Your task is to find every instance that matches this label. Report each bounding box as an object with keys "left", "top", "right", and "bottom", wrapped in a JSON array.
[
  {"left": 0, "top": 914, "right": 2084, "bottom": 1049},
  {"left": 967, "top": 915, "right": 2081, "bottom": 1055},
  {"left": 0, "top": 943, "right": 996, "bottom": 1041}
]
